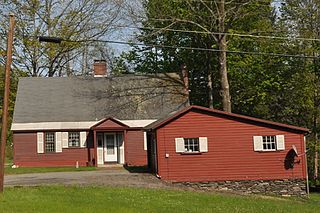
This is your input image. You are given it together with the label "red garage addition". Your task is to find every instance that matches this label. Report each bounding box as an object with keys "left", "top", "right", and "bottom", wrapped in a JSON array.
[{"left": 146, "top": 105, "right": 309, "bottom": 196}]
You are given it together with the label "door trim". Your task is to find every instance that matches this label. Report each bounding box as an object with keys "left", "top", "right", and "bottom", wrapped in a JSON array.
[{"left": 104, "top": 133, "right": 117, "bottom": 162}]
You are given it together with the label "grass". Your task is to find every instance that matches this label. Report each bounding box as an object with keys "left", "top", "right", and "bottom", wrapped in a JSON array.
[
  {"left": 0, "top": 186, "right": 319, "bottom": 213},
  {"left": 5, "top": 157, "right": 12, "bottom": 165},
  {"left": 4, "top": 166, "right": 96, "bottom": 175}
]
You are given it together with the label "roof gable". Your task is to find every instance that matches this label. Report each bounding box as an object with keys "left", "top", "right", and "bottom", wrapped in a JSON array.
[
  {"left": 91, "top": 117, "right": 128, "bottom": 130},
  {"left": 145, "top": 105, "right": 309, "bottom": 134}
]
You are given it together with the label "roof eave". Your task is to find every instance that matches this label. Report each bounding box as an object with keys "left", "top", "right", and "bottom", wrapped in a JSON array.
[{"left": 145, "top": 105, "right": 310, "bottom": 134}]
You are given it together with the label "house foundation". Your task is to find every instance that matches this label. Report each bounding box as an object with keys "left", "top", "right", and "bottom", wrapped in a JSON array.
[{"left": 175, "top": 179, "right": 307, "bottom": 197}]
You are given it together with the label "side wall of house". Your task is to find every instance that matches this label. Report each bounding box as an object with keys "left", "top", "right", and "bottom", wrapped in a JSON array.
[
  {"left": 125, "top": 130, "right": 147, "bottom": 166},
  {"left": 156, "top": 110, "right": 306, "bottom": 182},
  {"left": 13, "top": 132, "right": 93, "bottom": 167}
]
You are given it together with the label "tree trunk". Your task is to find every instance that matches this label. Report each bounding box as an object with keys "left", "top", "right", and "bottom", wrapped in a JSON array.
[
  {"left": 82, "top": 44, "right": 88, "bottom": 75},
  {"left": 217, "top": 0, "right": 231, "bottom": 112},
  {"left": 217, "top": 37, "right": 231, "bottom": 112},
  {"left": 315, "top": 132, "right": 319, "bottom": 180},
  {"left": 207, "top": 48, "right": 214, "bottom": 108},
  {"left": 66, "top": 52, "right": 72, "bottom": 77},
  {"left": 313, "top": 53, "right": 319, "bottom": 180}
]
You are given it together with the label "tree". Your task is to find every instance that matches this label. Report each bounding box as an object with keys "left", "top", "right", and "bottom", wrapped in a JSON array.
[
  {"left": 0, "top": 0, "right": 123, "bottom": 77},
  {"left": 118, "top": 0, "right": 274, "bottom": 111},
  {"left": 279, "top": 0, "right": 320, "bottom": 180},
  {"left": 0, "top": 65, "right": 26, "bottom": 160}
]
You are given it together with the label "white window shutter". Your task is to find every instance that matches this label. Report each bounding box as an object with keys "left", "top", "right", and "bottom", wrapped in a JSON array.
[
  {"left": 276, "top": 135, "right": 285, "bottom": 150},
  {"left": 37, "top": 132, "right": 44, "bottom": 154},
  {"left": 253, "top": 136, "right": 263, "bottom": 151},
  {"left": 80, "top": 131, "right": 87, "bottom": 148},
  {"left": 143, "top": 132, "right": 147, "bottom": 151},
  {"left": 175, "top": 138, "right": 185, "bottom": 152},
  {"left": 55, "top": 132, "right": 62, "bottom": 153},
  {"left": 199, "top": 137, "right": 208, "bottom": 152},
  {"left": 62, "top": 132, "right": 68, "bottom": 148}
]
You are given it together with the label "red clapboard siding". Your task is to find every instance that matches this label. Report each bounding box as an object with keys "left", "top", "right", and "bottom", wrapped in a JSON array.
[
  {"left": 13, "top": 132, "right": 90, "bottom": 167},
  {"left": 156, "top": 110, "right": 306, "bottom": 182},
  {"left": 125, "top": 130, "right": 147, "bottom": 166}
]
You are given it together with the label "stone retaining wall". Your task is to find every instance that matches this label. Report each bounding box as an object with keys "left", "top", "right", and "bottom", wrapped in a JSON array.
[{"left": 174, "top": 179, "right": 307, "bottom": 197}]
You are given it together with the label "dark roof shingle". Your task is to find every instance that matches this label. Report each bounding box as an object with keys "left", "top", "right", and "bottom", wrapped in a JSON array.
[{"left": 13, "top": 73, "right": 188, "bottom": 123}]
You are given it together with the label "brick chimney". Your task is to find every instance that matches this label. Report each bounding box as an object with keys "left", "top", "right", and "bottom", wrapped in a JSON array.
[
  {"left": 93, "top": 60, "right": 108, "bottom": 77},
  {"left": 180, "top": 64, "right": 190, "bottom": 106}
]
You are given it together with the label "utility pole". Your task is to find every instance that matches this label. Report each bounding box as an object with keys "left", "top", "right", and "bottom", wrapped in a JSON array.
[{"left": 0, "top": 13, "right": 15, "bottom": 193}]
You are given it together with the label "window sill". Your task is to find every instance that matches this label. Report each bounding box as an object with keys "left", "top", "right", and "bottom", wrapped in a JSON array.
[
  {"left": 39, "top": 152, "right": 60, "bottom": 154},
  {"left": 180, "top": 152, "right": 202, "bottom": 155},
  {"left": 65, "top": 147, "right": 83, "bottom": 149},
  {"left": 257, "top": 149, "right": 281, "bottom": 152}
]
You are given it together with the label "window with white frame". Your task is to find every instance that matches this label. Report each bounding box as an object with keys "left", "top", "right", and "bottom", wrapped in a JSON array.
[
  {"left": 262, "top": 135, "right": 276, "bottom": 150},
  {"left": 184, "top": 138, "right": 200, "bottom": 152},
  {"left": 253, "top": 135, "right": 285, "bottom": 152},
  {"left": 68, "top": 132, "right": 80, "bottom": 147},
  {"left": 45, "top": 132, "right": 55, "bottom": 153},
  {"left": 176, "top": 137, "right": 208, "bottom": 153}
]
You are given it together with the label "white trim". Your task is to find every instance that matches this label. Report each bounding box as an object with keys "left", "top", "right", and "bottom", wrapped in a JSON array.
[
  {"left": 143, "top": 131, "right": 147, "bottom": 151},
  {"left": 253, "top": 136, "right": 263, "bottom": 151},
  {"left": 11, "top": 121, "right": 97, "bottom": 131},
  {"left": 120, "top": 120, "right": 157, "bottom": 127},
  {"left": 62, "top": 132, "right": 68, "bottom": 148},
  {"left": 37, "top": 132, "right": 44, "bottom": 154},
  {"left": 118, "top": 133, "right": 125, "bottom": 164},
  {"left": 175, "top": 138, "right": 185, "bottom": 152},
  {"left": 55, "top": 132, "right": 62, "bottom": 152},
  {"left": 11, "top": 119, "right": 157, "bottom": 131},
  {"left": 94, "top": 74, "right": 107, "bottom": 77},
  {"left": 80, "top": 131, "right": 87, "bottom": 148},
  {"left": 199, "top": 137, "right": 208, "bottom": 152},
  {"left": 276, "top": 135, "right": 285, "bottom": 150}
]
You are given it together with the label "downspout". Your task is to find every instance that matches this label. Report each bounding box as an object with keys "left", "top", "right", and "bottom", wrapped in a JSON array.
[
  {"left": 305, "top": 136, "right": 309, "bottom": 198},
  {"left": 154, "top": 130, "right": 160, "bottom": 178}
]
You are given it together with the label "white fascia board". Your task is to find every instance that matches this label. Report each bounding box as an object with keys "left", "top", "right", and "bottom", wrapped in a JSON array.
[
  {"left": 119, "top": 120, "right": 157, "bottom": 128},
  {"left": 11, "top": 119, "right": 158, "bottom": 131},
  {"left": 11, "top": 121, "right": 98, "bottom": 131}
]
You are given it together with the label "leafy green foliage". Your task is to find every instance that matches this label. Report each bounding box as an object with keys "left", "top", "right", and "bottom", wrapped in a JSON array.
[
  {"left": 114, "top": 0, "right": 320, "bottom": 178},
  {"left": 0, "top": 66, "right": 25, "bottom": 160}
]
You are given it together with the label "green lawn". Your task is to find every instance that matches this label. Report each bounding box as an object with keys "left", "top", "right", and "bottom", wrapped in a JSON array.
[
  {"left": 5, "top": 157, "right": 12, "bottom": 165},
  {"left": 0, "top": 186, "right": 319, "bottom": 213},
  {"left": 4, "top": 166, "right": 96, "bottom": 175}
]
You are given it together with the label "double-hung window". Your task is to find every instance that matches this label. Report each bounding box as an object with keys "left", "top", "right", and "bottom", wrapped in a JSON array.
[
  {"left": 45, "top": 132, "right": 55, "bottom": 153},
  {"left": 184, "top": 138, "right": 200, "bottom": 152},
  {"left": 262, "top": 136, "right": 276, "bottom": 151},
  {"left": 175, "top": 137, "right": 207, "bottom": 153},
  {"left": 68, "top": 132, "right": 80, "bottom": 147},
  {"left": 253, "top": 135, "right": 285, "bottom": 151}
]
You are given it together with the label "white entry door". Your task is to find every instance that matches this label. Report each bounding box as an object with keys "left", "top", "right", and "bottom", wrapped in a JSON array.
[{"left": 104, "top": 133, "right": 117, "bottom": 162}]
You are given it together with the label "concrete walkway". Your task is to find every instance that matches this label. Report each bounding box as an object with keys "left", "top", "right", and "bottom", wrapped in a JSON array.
[{"left": 4, "top": 168, "right": 171, "bottom": 189}]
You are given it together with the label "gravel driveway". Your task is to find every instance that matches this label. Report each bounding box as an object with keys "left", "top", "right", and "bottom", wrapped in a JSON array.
[{"left": 4, "top": 168, "right": 173, "bottom": 189}]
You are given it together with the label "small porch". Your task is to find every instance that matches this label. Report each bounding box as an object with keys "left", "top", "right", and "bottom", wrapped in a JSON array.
[
  {"left": 91, "top": 117, "right": 128, "bottom": 167},
  {"left": 96, "top": 132, "right": 125, "bottom": 166}
]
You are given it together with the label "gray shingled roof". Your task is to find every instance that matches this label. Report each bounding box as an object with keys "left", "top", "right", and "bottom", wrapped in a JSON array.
[{"left": 13, "top": 73, "right": 188, "bottom": 123}]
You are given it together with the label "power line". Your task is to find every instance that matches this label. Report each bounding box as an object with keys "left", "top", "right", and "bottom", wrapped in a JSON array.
[
  {"left": 112, "top": 24, "right": 320, "bottom": 42},
  {"left": 71, "top": 38, "right": 318, "bottom": 59}
]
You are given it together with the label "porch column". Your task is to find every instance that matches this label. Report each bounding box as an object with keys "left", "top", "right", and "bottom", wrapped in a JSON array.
[
  {"left": 124, "top": 130, "right": 127, "bottom": 164},
  {"left": 93, "top": 130, "right": 97, "bottom": 167}
]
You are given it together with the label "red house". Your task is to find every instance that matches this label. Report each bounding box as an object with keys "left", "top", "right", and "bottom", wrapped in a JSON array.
[
  {"left": 145, "top": 105, "right": 309, "bottom": 196},
  {"left": 11, "top": 60, "right": 188, "bottom": 168},
  {"left": 11, "top": 60, "right": 309, "bottom": 196}
]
